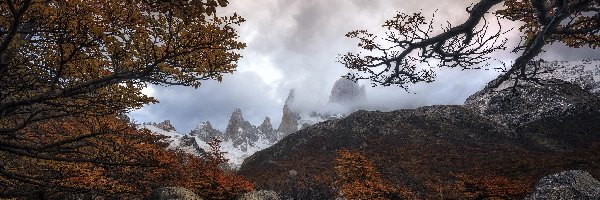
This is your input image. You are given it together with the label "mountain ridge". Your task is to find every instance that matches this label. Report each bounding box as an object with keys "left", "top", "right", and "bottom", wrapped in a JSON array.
[{"left": 238, "top": 59, "right": 600, "bottom": 198}]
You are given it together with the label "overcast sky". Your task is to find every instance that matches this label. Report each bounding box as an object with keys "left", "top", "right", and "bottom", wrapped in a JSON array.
[{"left": 128, "top": 0, "right": 600, "bottom": 133}]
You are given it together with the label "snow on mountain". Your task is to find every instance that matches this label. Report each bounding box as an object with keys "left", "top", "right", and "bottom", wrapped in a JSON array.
[
  {"left": 140, "top": 121, "right": 204, "bottom": 156},
  {"left": 465, "top": 59, "right": 600, "bottom": 128},
  {"left": 535, "top": 59, "right": 600, "bottom": 93},
  {"left": 140, "top": 77, "right": 372, "bottom": 169},
  {"left": 185, "top": 109, "right": 280, "bottom": 169}
]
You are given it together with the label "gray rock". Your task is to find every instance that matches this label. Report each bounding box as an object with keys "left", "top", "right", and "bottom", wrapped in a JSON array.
[
  {"left": 237, "top": 190, "right": 280, "bottom": 200},
  {"left": 526, "top": 170, "right": 600, "bottom": 200},
  {"left": 277, "top": 89, "right": 300, "bottom": 136},
  {"left": 224, "top": 108, "right": 261, "bottom": 151},
  {"left": 154, "top": 120, "right": 177, "bottom": 132},
  {"left": 465, "top": 60, "right": 600, "bottom": 130},
  {"left": 150, "top": 187, "right": 202, "bottom": 200},
  {"left": 189, "top": 121, "right": 222, "bottom": 143},
  {"left": 259, "top": 117, "right": 278, "bottom": 143},
  {"left": 328, "top": 78, "right": 367, "bottom": 106}
]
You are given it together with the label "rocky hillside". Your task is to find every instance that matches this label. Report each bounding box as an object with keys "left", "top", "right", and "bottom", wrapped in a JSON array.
[{"left": 239, "top": 60, "right": 600, "bottom": 199}]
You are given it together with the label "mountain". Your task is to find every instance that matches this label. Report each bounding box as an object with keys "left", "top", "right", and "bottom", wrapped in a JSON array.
[
  {"left": 259, "top": 117, "right": 278, "bottom": 143},
  {"left": 239, "top": 59, "right": 600, "bottom": 199},
  {"left": 465, "top": 59, "right": 600, "bottom": 129},
  {"left": 328, "top": 77, "right": 367, "bottom": 107},
  {"left": 189, "top": 121, "right": 221, "bottom": 143},
  {"left": 141, "top": 76, "right": 373, "bottom": 169},
  {"left": 277, "top": 78, "right": 368, "bottom": 136},
  {"left": 277, "top": 90, "right": 300, "bottom": 135},
  {"left": 187, "top": 109, "right": 276, "bottom": 168},
  {"left": 139, "top": 121, "right": 205, "bottom": 156}
]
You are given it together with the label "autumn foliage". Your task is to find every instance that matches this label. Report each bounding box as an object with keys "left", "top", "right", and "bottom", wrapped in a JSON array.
[
  {"left": 0, "top": 115, "right": 253, "bottom": 199},
  {"left": 0, "top": 0, "right": 253, "bottom": 199},
  {"left": 335, "top": 149, "right": 414, "bottom": 200}
]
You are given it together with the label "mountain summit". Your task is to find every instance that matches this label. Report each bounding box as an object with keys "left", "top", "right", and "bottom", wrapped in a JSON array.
[{"left": 328, "top": 78, "right": 367, "bottom": 106}]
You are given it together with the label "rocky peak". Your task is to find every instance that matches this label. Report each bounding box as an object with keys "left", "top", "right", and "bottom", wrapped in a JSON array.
[
  {"left": 328, "top": 78, "right": 367, "bottom": 106},
  {"left": 189, "top": 121, "right": 222, "bottom": 143},
  {"left": 259, "top": 117, "right": 277, "bottom": 143},
  {"left": 154, "top": 120, "right": 176, "bottom": 132},
  {"left": 224, "top": 108, "right": 260, "bottom": 151},
  {"left": 225, "top": 108, "right": 246, "bottom": 140},
  {"left": 277, "top": 90, "right": 300, "bottom": 136}
]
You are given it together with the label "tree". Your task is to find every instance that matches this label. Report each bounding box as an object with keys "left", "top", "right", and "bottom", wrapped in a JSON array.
[
  {"left": 1, "top": 0, "right": 244, "bottom": 134},
  {"left": 0, "top": 115, "right": 173, "bottom": 198},
  {"left": 171, "top": 137, "right": 254, "bottom": 200},
  {"left": 0, "top": 0, "right": 248, "bottom": 198},
  {"left": 0, "top": 115, "right": 254, "bottom": 199},
  {"left": 334, "top": 150, "right": 413, "bottom": 200},
  {"left": 341, "top": 0, "right": 599, "bottom": 91}
]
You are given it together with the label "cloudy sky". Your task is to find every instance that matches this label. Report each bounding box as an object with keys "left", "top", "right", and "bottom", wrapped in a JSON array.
[{"left": 129, "top": 0, "right": 599, "bottom": 133}]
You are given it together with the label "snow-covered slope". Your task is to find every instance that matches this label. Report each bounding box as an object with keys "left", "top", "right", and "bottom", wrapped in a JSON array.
[
  {"left": 139, "top": 121, "right": 204, "bottom": 156},
  {"left": 191, "top": 134, "right": 275, "bottom": 169}
]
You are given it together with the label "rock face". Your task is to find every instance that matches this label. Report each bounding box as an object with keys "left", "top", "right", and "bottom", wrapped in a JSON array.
[
  {"left": 150, "top": 187, "right": 202, "bottom": 200},
  {"left": 277, "top": 79, "right": 369, "bottom": 137},
  {"left": 238, "top": 190, "right": 280, "bottom": 200},
  {"left": 224, "top": 108, "right": 261, "bottom": 151},
  {"left": 277, "top": 90, "right": 300, "bottom": 135},
  {"left": 239, "top": 60, "right": 600, "bottom": 198},
  {"left": 328, "top": 78, "right": 367, "bottom": 106},
  {"left": 189, "top": 121, "right": 222, "bottom": 143},
  {"left": 259, "top": 117, "right": 278, "bottom": 143},
  {"left": 465, "top": 59, "right": 600, "bottom": 129},
  {"left": 141, "top": 121, "right": 205, "bottom": 157},
  {"left": 153, "top": 120, "right": 177, "bottom": 132},
  {"left": 526, "top": 170, "right": 600, "bottom": 200}
]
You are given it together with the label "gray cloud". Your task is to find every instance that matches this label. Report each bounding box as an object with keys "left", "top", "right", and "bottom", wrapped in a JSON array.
[{"left": 130, "top": 0, "right": 600, "bottom": 133}]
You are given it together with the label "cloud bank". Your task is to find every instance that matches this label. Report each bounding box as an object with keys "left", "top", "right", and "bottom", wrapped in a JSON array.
[{"left": 129, "top": 0, "right": 600, "bottom": 133}]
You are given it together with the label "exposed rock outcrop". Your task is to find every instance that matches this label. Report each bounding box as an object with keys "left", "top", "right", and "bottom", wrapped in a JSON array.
[
  {"left": 277, "top": 90, "right": 300, "bottom": 136},
  {"left": 259, "top": 117, "right": 278, "bottom": 143},
  {"left": 328, "top": 78, "right": 367, "bottom": 106},
  {"left": 238, "top": 190, "right": 280, "bottom": 200},
  {"left": 465, "top": 60, "right": 600, "bottom": 129},
  {"left": 141, "top": 121, "right": 205, "bottom": 157},
  {"left": 224, "top": 108, "right": 260, "bottom": 151},
  {"left": 189, "top": 121, "right": 222, "bottom": 143},
  {"left": 150, "top": 187, "right": 202, "bottom": 200},
  {"left": 153, "top": 120, "right": 177, "bottom": 132},
  {"left": 526, "top": 170, "right": 600, "bottom": 200}
]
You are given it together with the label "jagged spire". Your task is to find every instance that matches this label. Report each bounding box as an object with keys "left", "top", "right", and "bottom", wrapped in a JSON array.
[
  {"left": 285, "top": 89, "right": 296, "bottom": 105},
  {"left": 278, "top": 89, "right": 300, "bottom": 135},
  {"left": 224, "top": 108, "right": 260, "bottom": 151},
  {"left": 225, "top": 108, "right": 245, "bottom": 141},
  {"left": 259, "top": 116, "right": 278, "bottom": 142}
]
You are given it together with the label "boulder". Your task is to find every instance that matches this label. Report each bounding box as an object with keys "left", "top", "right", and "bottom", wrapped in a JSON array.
[
  {"left": 150, "top": 187, "right": 202, "bottom": 200},
  {"left": 237, "top": 190, "right": 280, "bottom": 200},
  {"left": 527, "top": 170, "right": 600, "bottom": 200}
]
